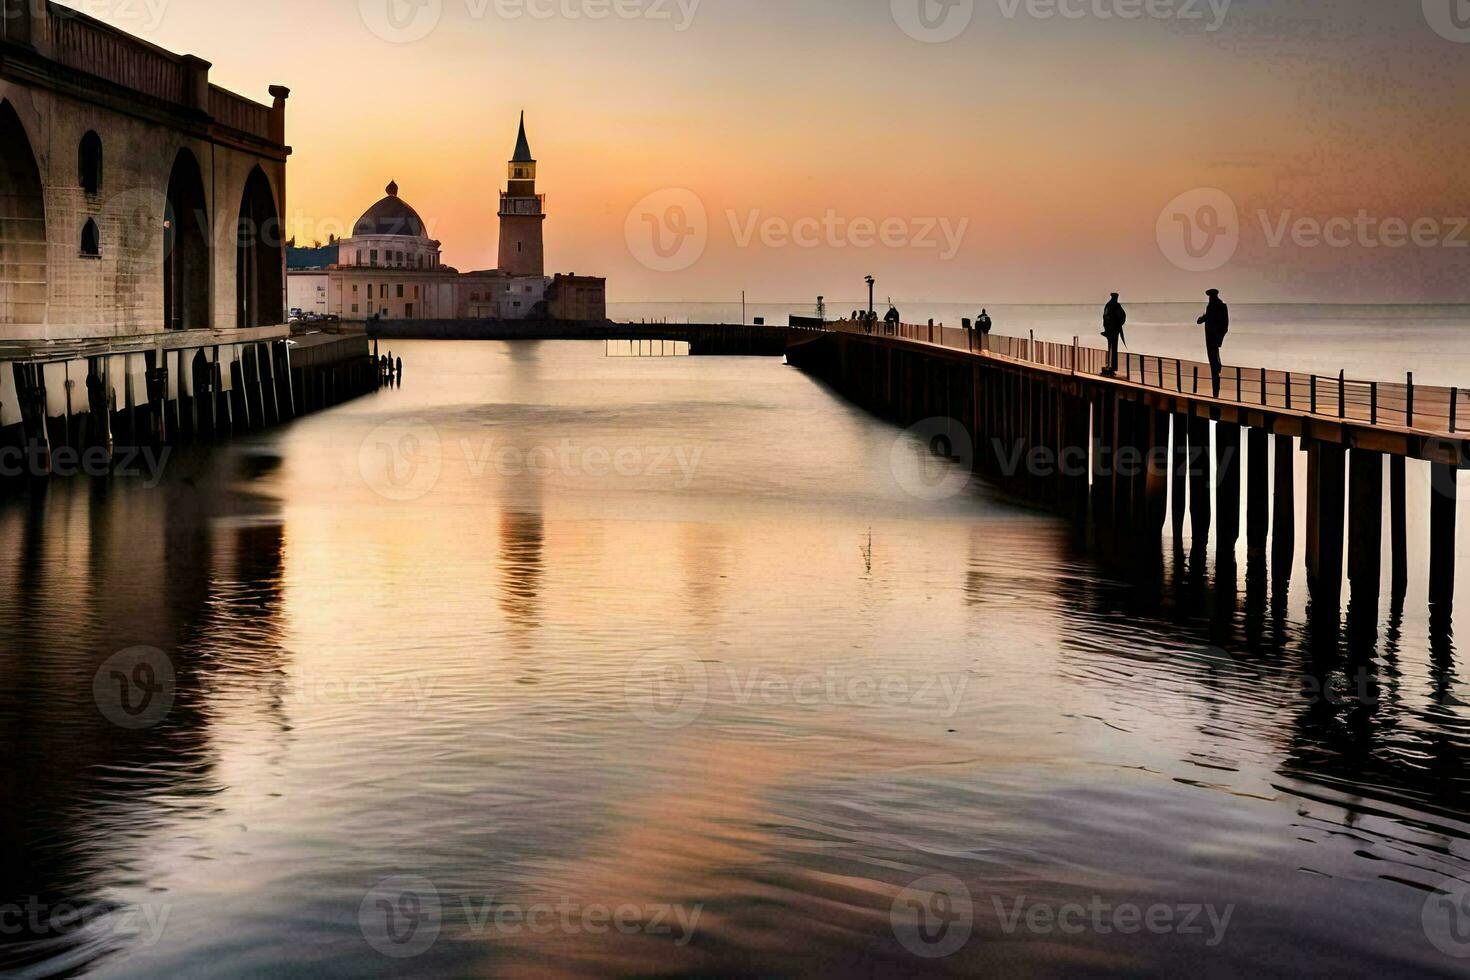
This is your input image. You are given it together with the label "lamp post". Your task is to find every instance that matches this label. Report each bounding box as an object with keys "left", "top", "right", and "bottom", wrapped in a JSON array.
[{"left": 865, "top": 276, "right": 875, "bottom": 317}]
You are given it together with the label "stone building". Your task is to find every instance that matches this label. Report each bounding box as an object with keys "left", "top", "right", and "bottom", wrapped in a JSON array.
[
  {"left": 287, "top": 114, "right": 605, "bottom": 323},
  {"left": 1, "top": 0, "right": 293, "bottom": 454}
]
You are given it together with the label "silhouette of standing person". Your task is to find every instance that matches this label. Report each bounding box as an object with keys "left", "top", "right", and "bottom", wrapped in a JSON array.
[
  {"left": 885, "top": 304, "right": 901, "bottom": 336},
  {"left": 1197, "top": 288, "right": 1229, "bottom": 397},
  {"left": 977, "top": 309, "right": 993, "bottom": 352},
  {"left": 396, "top": 357, "right": 403, "bottom": 385},
  {"left": 1102, "top": 293, "right": 1126, "bottom": 376}
]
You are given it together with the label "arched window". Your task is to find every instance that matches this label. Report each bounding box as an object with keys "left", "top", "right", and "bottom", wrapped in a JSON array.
[
  {"left": 80, "top": 218, "right": 100, "bottom": 257},
  {"left": 79, "top": 131, "right": 103, "bottom": 195}
]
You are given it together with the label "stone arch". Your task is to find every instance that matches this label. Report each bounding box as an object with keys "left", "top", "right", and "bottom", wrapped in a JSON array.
[
  {"left": 0, "top": 99, "right": 48, "bottom": 326},
  {"left": 79, "top": 130, "right": 103, "bottom": 195},
  {"left": 236, "top": 166, "right": 283, "bottom": 328},
  {"left": 165, "top": 147, "right": 210, "bottom": 331}
]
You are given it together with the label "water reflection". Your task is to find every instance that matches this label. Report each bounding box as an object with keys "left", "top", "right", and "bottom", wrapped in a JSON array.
[
  {"left": 0, "top": 450, "right": 288, "bottom": 974},
  {"left": 0, "top": 340, "right": 1465, "bottom": 976}
]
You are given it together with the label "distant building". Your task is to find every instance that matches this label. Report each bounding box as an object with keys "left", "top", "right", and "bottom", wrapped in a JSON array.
[{"left": 287, "top": 114, "right": 604, "bottom": 322}]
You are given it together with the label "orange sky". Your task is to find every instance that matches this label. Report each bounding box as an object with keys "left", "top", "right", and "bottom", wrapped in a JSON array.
[{"left": 88, "top": 0, "right": 1470, "bottom": 304}]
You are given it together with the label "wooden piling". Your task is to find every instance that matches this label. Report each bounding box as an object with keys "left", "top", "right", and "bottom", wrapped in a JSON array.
[
  {"left": 1247, "top": 426, "right": 1270, "bottom": 549},
  {"left": 1216, "top": 422, "right": 1242, "bottom": 554},
  {"left": 1145, "top": 408, "right": 1169, "bottom": 531},
  {"left": 1430, "top": 462, "right": 1458, "bottom": 606},
  {"left": 1347, "top": 449, "right": 1383, "bottom": 598},
  {"left": 1188, "top": 413, "right": 1211, "bottom": 546},
  {"left": 1306, "top": 441, "right": 1346, "bottom": 602},
  {"left": 1390, "top": 454, "right": 1407, "bottom": 595},
  {"left": 1171, "top": 411, "right": 1188, "bottom": 536},
  {"left": 1273, "top": 432, "right": 1295, "bottom": 570}
]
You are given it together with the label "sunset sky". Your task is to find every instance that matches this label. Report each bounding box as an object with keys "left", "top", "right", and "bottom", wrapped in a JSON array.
[{"left": 90, "top": 0, "right": 1470, "bottom": 304}]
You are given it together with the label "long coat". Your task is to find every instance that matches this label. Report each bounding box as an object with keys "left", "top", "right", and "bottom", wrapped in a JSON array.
[
  {"left": 1199, "top": 298, "right": 1229, "bottom": 347},
  {"left": 1102, "top": 300, "right": 1127, "bottom": 345}
]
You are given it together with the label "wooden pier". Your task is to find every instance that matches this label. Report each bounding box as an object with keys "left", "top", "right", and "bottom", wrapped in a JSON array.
[
  {"left": 786, "top": 320, "right": 1468, "bottom": 619},
  {"left": 0, "top": 333, "right": 382, "bottom": 481}
]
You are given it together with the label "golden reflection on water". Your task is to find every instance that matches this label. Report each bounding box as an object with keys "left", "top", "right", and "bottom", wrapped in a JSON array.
[{"left": 0, "top": 340, "right": 1467, "bottom": 976}]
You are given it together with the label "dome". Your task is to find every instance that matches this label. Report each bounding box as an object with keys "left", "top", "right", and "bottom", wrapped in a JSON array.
[{"left": 353, "top": 180, "right": 426, "bottom": 237}]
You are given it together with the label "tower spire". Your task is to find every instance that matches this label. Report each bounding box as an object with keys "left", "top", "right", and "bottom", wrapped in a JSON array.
[{"left": 512, "top": 110, "right": 534, "bottom": 164}]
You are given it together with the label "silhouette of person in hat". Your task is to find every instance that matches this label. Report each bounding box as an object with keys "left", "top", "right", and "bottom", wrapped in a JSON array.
[
  {"left": 974, "top": 308, "right": 993, "bottom": 352},
  {"left": 1102, "top": 293, "right": 1126, "bottom": 376},
  {"left": 1197, "top": 289, "right": 1229, "bottom": 397}
]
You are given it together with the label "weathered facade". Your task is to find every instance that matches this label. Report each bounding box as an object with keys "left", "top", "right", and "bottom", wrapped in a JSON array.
[{"left": 0, "top": 1, "right": 372, "bottom": 470}]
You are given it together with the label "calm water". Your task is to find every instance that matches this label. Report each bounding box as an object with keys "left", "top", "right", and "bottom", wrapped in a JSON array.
[{"left": 1, "top": 336, "right": 1468, "bottom": 977}]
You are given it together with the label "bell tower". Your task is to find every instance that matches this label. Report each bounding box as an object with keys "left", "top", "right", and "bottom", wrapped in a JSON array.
[{"left": 497, "top": 111, "right": 546, "bottom": 277}]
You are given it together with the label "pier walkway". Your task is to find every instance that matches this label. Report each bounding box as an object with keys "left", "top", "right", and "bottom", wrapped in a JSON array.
[
  {"left": 826, "top": 319, "right": 1468, "bottom": 447},
  {"left": 788, "top": 318, "right": 1469, "bottom": 621}
]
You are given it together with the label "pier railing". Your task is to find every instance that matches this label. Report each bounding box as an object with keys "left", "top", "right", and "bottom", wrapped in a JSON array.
[{"left": 827, "top": 319, "right": 1464, "bottom": 437}]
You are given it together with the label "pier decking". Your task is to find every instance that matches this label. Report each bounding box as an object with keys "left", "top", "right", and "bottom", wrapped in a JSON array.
[{"left": 787, "top": 319, "right": 1468, "bottom": 620}]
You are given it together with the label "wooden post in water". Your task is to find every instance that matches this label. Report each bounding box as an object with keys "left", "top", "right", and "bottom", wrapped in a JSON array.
[
  {"left": 1146, "top": 408, "right": 1170, "bottom": 532},
  {"left": 1273, "top": 432, "right": 1295, "bottom": 571},
  {"left": 1390, "top": 455, "right": 1408, "bottom": 596},
  {"left": 1092, "top": 390, "right": 1115, "bottom": 521},
  {"left": 1429, "top": 462, "right": 1458, "bottom": 606},
  {"left": 1188, "top": 413, "right": 1212, "bottom": 547},
  {"left": 1305, "top": 441, "right": 1321, "bottom": 582},
  {"left": 1216, "top": 422, "right": 1242, "bottom": 555},
  {"left": 1247, "top": 427, "right": 1270, "bottom": 549},
  {"left": 1306, "top": 442, "right": 1346, "bottom": 603},
  {"left": 1171, "top": 411, "right": 1188, "bottom": 537},
  {"left": 1348, "top": 449, "right": 1384, "bottom": 600}
]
